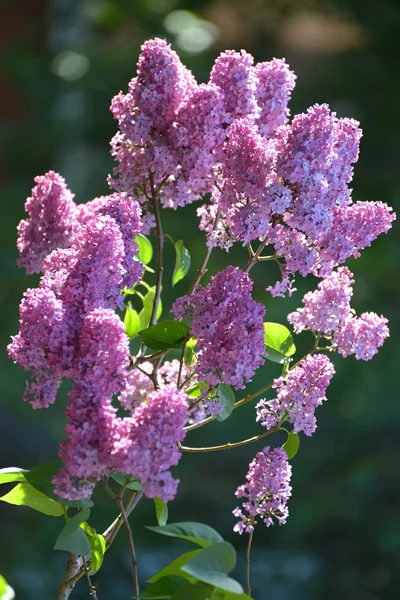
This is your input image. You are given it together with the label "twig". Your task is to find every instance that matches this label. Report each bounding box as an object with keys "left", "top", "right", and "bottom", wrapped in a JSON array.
[
  {"left": 180, "top": 426, "right": 280, "bottom": 453},
  {"left": 188, "top": 210, "right": 220, "bottom": 295},
  {"left": 115, "top": 496, "right": 139, "bottom": 599},
  {"left": 246, "top": 530, "right": 254, "bottom": 596},
  {"left": 149, "top": 172, "right": 164, "bottom": 327},
  {"left": 82, "top": 557, "right": 99, "bottom": 599},
  {"left": 244, "top": 234, "right": 270, "bottom": 273}
]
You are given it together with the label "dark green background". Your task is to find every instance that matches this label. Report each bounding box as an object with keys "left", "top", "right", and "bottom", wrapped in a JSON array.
[{"left": 1, "top": 1, "right": 399, "bottom": 598}]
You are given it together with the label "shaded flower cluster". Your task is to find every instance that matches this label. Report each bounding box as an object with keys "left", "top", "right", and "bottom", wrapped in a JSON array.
[
  {"left": 256, "top": 354, "right": 335, "bottom": 436},
  {"left": 172, "top": 266, "right": 265, "bottom": 389},
  {"left": 288, "top": 267, "right": 390, "bottom": 360},
  {"left": 233, "top": 447, "right": 292, "bottom": 533}
]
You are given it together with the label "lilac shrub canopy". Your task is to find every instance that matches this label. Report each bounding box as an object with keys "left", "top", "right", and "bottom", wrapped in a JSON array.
[{"left": 8, "top": 37, "right": 395, "bottom": 525}]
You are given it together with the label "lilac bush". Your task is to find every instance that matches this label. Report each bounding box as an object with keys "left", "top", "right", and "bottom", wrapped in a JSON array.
[{"left": 3, "top": 38, "right": 396, "bottom": 599}]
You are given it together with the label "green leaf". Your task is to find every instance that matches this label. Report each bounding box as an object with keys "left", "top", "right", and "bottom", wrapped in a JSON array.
[
  {"left": 56, "top": 526, "right": 91, "bottom": 556},
  {"left": 125, "top": 306, "right": 142, "bottom": 340},
  {"left": 110, "top": 472, "right": 142, "bottom": 491},
  {"left": 214, "top": 385, "right": 235, "bottom": 422},
  {"left": 186, "top": 382, "right": 208, "bottom": 399},
  {"left": 172, "top": 240, "right": 191, "bottom": 287},
  {"left": 23, "top": 461, "right": 93, "bottom": 508},
  {"left": 139, "top": 288, "right": 163, "bottom": 330},
  {"left": 154, "top": 498, "right": 168, "bottom": 526},
  {"left": 0, "top": 575, "right": 15, "bottom": 600},
  {"left": 182, "top": 542, "right": 243, "bottom": 594},
  {"left": 172, "top": 582, "right": 210, "bottom": 599},
  {"left": 139, "top": 321, "right": 190, "bottom": 351},
  {"left": 282, "top": 432, "right": 300, "bottom": 460},
  {"left": 0, "top": 467, "right": 28, "bottom": 485},
  {"left": 263, "top": 322, "right": 296, "bottom": 364},
  {"left": 184, "top": 337, "right": 197, "bottom": 367},
  {"left": 148, "top": 550, "right": 201, "bottom": 583},
  {"left": 136, "top": 234, "right": 153, "bottom": 265},
  {"left": 80, "top": 522, "right": 106, "bottom": 575},
  {"left": 0, "top": 482, "right": 65, "bottom": 516},
  {"left": 147, "top": 522, "right": 223, "bottom": 548},
  {"left": 140, "top": 575, "right": 189, "bottom": 598},
  {"left": 54, "top": 508, "right": 91, "bottom": 554}
]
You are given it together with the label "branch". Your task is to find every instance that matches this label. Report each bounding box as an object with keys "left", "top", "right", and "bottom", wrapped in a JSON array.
[
  {"left": 244, "top": 234, "right": 270, "bottom": 273},
  {"left": 115, "top": 496, "right": 139, "bottom": 599},
  {"left": 180, "top": 426, "right": 280, "bottom": 453},
  {"left": 149, "top": 172, "right": 163, "bottom": 327},
  {"left": 188, "top": 210, "right": 220, "bottom": 295},
  {"left": 57, "top": 492, "right": 143, "bottom": 600},
  {"left": 246, "top": 530, "right": 254, "bottom": 597}
]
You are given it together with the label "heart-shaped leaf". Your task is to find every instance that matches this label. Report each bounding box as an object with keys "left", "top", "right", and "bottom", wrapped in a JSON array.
[{"left": 139, "top": 321, "right": 190, "bottom": 351}]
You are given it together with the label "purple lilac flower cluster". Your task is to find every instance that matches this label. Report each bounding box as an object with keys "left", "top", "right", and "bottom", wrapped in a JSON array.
[
  {"left": 110, "top": 39, "right": 395, "bottom": 296},
  {"left": 172, "top": 266, "right": 265, "bottom": 389},
  {"left": 233, "top": 447, "right": 292, "bottom": 533},
  {"left": 256, "top": 354, "right": 335, "bottom": 436},
  {"left": 9, "top": 172, "right": 191, "bottom": 500},
  {"left": 288, "top": 267, "right": 390, "bottom": 360},
  {"left": 9, "top": 38, "right": 395, "bottom": 521}
]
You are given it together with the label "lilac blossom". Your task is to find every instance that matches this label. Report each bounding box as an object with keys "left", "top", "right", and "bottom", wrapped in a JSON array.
[
  {"left": 233, "top": 447, "right": 292, "bottom": 533},
  {"left": 334, "top": 313, "right": 389, "bottom": 361},
  {"left": 17, "top": 171, "right": 77, "bottom": 274},
  {"left": 256, "top": 355, "right": 335, "bottom": 436},
  {"left": 173, "top": 266, "right": 265, "bottom": 389},
  {"left": 288, "top": 267, "right": 354, "bottom": 335},
  {"left": 277, "top": 104, "right": 362, "bottom": 239},
  {"left": 172, "top": 84, "right": 227, "bottom": 206},
  {"left": 53, "top": 308, "right": 130, "bottom": 500},
  {"left": 7, "top": 288, "right": 75, "bottom": 408},
  {"left": 115, "top": 384, "right": 188, "bottom": 502},
  {"left": 254, "top": 58, "right": 296, "bottom": 138},
  {"left": 210, "top": 49, "right": 259, "bottom": 123},
  {"left": 317, "top": 201, "right": 396, "bottom": 273},
  {"left": 288, "top": 268, "right": 390, "bottom": 360}
]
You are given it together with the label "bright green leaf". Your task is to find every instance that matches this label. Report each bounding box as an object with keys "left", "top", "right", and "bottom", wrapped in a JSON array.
[
  {"left": 214, "top": 385, "right": 235, "bottom": 422},
  {"left": 172, "top": 582, "right": 210, "bottom": 599},
  {"left": 263, "top": 322, "right": 296, "bottom": 364},
  {"left": 140, "top": 575, "right": 189, "bottom": 598},
  {"left": 184, "top": 337, "right": 197, "bottom": 367},
  {"left": 282, "top": 432, "right": 300, "bottom": 460},
  {"left": 0, "top": 575, "right": 15, "bottom": 600},
  {"left": 80, "top": 523, "right": 106, "bottom": 574},
  {"left": 136, "top": 234, "right": 153, "bottom": 265},
  {"left": 154, "top": 498, "right": 168, "bottom": 526},
  {"left": 0, "top": 482, "right": 64, "bottom": 516},
  {"left": 125, "top": 306, "right": 141, "bottom": 340},
  {"left": 0, "top": 467, "right": 28, "bottom": 485},
  {"left": 172, "top": 240, "right": 191, "bottom": 287},
  {"left": 147, "top": 522, "right": 223, "bottom": 548},
  {"left": 139, "top": 321, "right": 190, "bottom": 351},
  {"left": 54, "top": 508, "right": 91, "bottom": 554},
  {"left": 186, "top": 382, "right": 208, "bottom": 399},
  {"left": 110, "top": 472, "right": 142, "bottom": 491},
  {"left": 139, "top": 288, "right": 163, "bottom": 330},
  {"left": 148, "top": 550, "right": 201, "bottom": 583},
  {"left": 182, "top": 542, "right": 243, "bottom": 594}
]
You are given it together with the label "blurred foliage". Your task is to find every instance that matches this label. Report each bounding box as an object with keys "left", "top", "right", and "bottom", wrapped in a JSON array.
[{"left": 0, "top": 0, "right": 399, "bottom": 598}]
